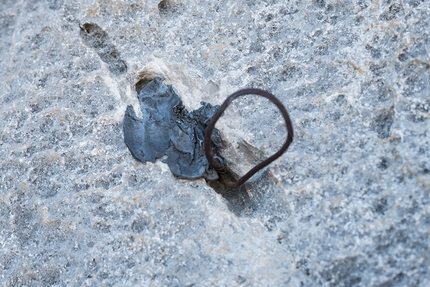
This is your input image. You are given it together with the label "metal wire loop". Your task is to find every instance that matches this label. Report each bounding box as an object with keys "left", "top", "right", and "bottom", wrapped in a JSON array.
[{"left": 204, "top": 88, "right": 294, "bottom": 188}]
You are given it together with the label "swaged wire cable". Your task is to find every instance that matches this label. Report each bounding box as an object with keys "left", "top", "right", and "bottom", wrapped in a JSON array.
[{"left": 204, "top": 88, "right": 294, "bottom": 188}]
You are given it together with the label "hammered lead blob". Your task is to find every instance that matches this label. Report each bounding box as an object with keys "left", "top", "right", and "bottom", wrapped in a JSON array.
[{"left": 123, "top": 77, "right": 224, "bottom": 180}]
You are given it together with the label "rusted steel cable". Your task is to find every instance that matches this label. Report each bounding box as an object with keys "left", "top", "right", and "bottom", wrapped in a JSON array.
[{"left": 204, "top": 88, "right": 294, "bottom": 188}]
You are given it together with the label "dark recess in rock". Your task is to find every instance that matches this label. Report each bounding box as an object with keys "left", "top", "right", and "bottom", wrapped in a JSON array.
[
  {"left": 79, "top": 22, "right": 127, "bottom": 75},
  {"left": 123, "top": 77, "right": 224, "bottom": 180},
  {"left": 158, "top": 0, "right": 169, "bottom": 13},
  {"left": 377, "top": 157, "right": 389, "bottom": 170},
  {"left": 158, "top": 0, "right": 182, "bottom": 16}
]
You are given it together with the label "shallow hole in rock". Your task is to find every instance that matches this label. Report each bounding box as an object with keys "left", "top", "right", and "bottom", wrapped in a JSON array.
[
  {"left": 158, "top": 0, "right": 176, "bottom": 15},
  {"left": 158, "top": 0, "right": 168, "bottom": 12},
  {"left": 134, "top": 70, "right": 162, "bottom": 94},
  {"left": 158, "top": 0, "right": 182, "bottom": 16},
  {"left": 124, "top": 77, "right": 223, "bottom": 181}
]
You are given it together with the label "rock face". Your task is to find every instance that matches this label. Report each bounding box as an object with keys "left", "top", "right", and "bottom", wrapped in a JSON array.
[{"left": 0, "top": 0, "right": 429, "bottom": 286}]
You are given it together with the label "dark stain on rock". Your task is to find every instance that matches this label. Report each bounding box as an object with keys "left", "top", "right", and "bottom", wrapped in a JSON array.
[
  {"left": 123, "top": 77, "right": 224, "bottom": 180},
  {"left": 278, "top": 65, "right": 302, "bottom": 81},
  {"left": 365, "top": 44, "right": 381, "bottom": 59},
  {"left": 379, "top": 3, "right": 402, "bottom": 21},
  {"left": 374, "top": 197, "right": 388, "bottom": 215},
  {"left": 158, "top": 0, "right": 182, "bottom": 16},
  {"left": 158, "top": 0, "right": 169, "bottom": 13},
  {"left": 377, "top": 157, "right": 389, "bottom": 170},
  {"left": 79, "top": 22, "right": 127, "bottom": 75},
  {"left": 372, "top": 107, "right": 394, "bottom": 139}
]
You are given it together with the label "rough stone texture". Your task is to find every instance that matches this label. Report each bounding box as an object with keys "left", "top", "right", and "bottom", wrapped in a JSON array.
[{"left": 0, "top": 0, "right": 429, "bottom": 286}]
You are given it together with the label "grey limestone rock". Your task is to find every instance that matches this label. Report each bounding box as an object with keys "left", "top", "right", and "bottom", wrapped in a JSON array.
[{"left": 0, "top": 0, "right": 429, "bottom": 286}]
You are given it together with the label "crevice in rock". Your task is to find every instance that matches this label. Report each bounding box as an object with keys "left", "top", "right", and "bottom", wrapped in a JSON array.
[
  {"left": 123, "top": 77, "right": 223, "bottom": 181},
  {"left": 79, "top": 22, "right": 127, "bottom": 75}
]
